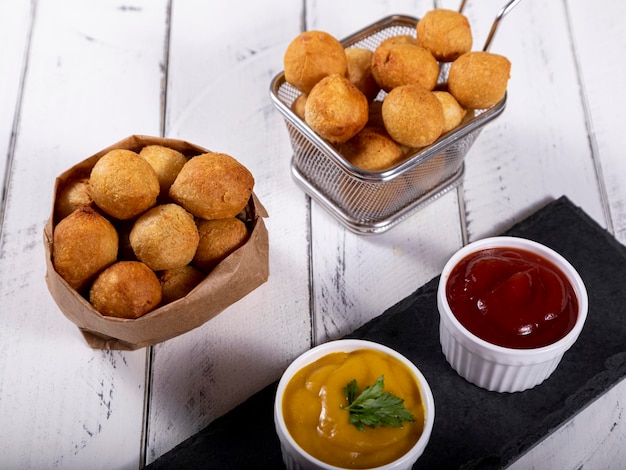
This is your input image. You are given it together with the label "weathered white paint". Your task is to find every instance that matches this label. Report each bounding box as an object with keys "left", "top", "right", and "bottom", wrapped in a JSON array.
[
  {"left": 143, "top": 0, "right": 312, "bottom": 463},
  {"left": 460, "top": 0, "right": 607, "bottom": 241},
  {"left": 0, "top": 1, "right": 167, "bottom": 468},
  {"left": 0, "top": 0, "right": 624, "bottom": 469},
  {"left": 566, "top": 0, "right": 626, "bottom": 244},
  {"left": 0, "top": 0, "right": 31, "bottom": 208},
  {"left": 303, "top": 0, "right": 465, "bottom": 344},
  {"left": 508, "top": 379, "right": 626, "bottom": 469}
]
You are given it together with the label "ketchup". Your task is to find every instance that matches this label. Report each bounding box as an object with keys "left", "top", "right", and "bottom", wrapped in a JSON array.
[{"left": 445, "top": 247, "right": 578, "bottom": 349}]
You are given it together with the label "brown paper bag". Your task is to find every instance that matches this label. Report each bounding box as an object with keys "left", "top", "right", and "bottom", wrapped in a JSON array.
[{"left": 44, "top": 135, "right": 269, "bottom": 350}]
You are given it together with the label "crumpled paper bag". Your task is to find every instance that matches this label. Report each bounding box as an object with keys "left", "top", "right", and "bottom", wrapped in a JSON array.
[{"left": 44, "top": 135, "right": 269, "bottom": 350}]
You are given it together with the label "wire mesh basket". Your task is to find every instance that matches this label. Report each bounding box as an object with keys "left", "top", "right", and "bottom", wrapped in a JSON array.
[{"left": 270, "top": 14, "right": 506, "bottom": 234}]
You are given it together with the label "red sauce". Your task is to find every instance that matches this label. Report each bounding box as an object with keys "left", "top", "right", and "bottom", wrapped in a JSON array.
[{"left": 445, "top": 247, "right": 578, "bottom": 349}]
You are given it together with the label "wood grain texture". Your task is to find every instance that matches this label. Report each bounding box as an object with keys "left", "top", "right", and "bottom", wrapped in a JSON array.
[
  {"left": 305, "top": 0, "right": 432, "bottom": 35},
  {"left": 303, "top": 0, "right": 465, "bottom": 343},
  {"left": 310, "top": 190, "right": 464, "bottom": 343},
  {"left": 0, "top": 0, "right": 30, "bottom": 208},
  {"left": 144, "top": 0, "right": 313, "bottom": 463},
  {"left": 460, "top": 0, "right": 607, "bottom": 241},
  {"left": 566, "top": 0, "right": 626, "bottom": 244},
  {"left": 0, "top": 1, "right": 167, "bottom": 468},
  {"left": 0, "top": 0, "right": 625, "bottom": 468},
  {"left": 508, "top": 379, "right": 626, "bottom": 470}
]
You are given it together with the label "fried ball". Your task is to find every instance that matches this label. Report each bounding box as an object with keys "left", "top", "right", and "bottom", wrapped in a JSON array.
[
  {"left": 283, "top": 30, "right": 348, "bottom": 94},
  {"left": 89, "top": 261, "right": 162, "bottom": 319},
  {"left": 345, "top": 47, "right": 379, "bottom": 100},
  {"left": 52, "top": 206, "right": 118, "bottom": 292},
  {"left": 382, "top": 84, "right": 444, "bottom": 148},
  {"left": 339, "top": 127, "right": 404, "bottom": 172},
  {"left": 159, "top": 265, "right": 205, "bottom": 305},
  {"left": 129, "top": 204, "right": 199, "bottom": 271},
  {"left": 371, "top": 43, "right": 439, "bottom": 92},
  {"left": 169, "top": 152, "right": 254, "bottom": 220},
  {"left": 433, "top": 91, "right": 467, "bottom": 133},
  {"left": 89, "top": 149, "right": 160, "bottom": 220},
  {"left": 291, "top": 93, "right": 307, "bottom": 120},
  {"left": 417, "top": 9, "right": 472, "bottom": 62},
  {"left": 139, "top": 145, "right": 188, "bottom": 194},
  {"left": 193, "top": 218, "right": 249, "bottom": 272},
  {"left": 304, "top": 74, "right": 368, "bottom": 144},
  {"left": 55, "top": 176, "right": 93, "bottom": 222},
  {"left": 378, "top": 34, "right": 416, "bottom": 48},
  {"left": 448, "top": 51, "right": 511, "bottom": 109}
]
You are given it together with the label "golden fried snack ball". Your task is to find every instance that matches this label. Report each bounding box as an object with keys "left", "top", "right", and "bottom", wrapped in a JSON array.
[
  {"left": 55, "top": 176, "right": 93, "bottom": 222},
  {"left": 448, "top": 51, "right": 511, "bottom": 109},
  {"left": 284, "top": 30, "right": 348, "bottom": 94},
  {"left": 378, "top": 35, "right": 416, "bottom": 48},
  {"left": 433, "top": 91, "right": 467, "bottom": 133},
  {"left": 89, "top": 261, "right": 162, "bottom": 319},
  {"left": 193, "top": 218, "right": 249, "bottom": 272},
  {"left": 417, "top": 9, "right": 472, "bottom": 62},
  {"left": 53, "top": 206, "right": 118, "bottom": 292},
  {"left": 291, "top": 93, "right": 307, "bottom": 120},
  {"left": 139, "top": 145, "right": 188, "bottom": 194},
  {"left": 129, "top": 204, "right": 200, "bottom": 271},
  {"left": 371, "top": 43, "right": 439, "bottom": 92},
  {"left": 159, "top": 265, "right": 205, "bottom": 305},
  {"left": 345, "top": 47, "right": 379, "bottom": 100},
  {"left": 339, "top": 127, "right": 404, "bottom": 172},
  {"left": 382, "top": 84, "right": 444, "bottom": 148},
  {"left": 89, "top": 149, "right": 160, "bottom": 220},
  {"left": 304, "top": 74, "right": 368, "bottom": 144},
  {"left": 169, "top": 152, "right": 254, "bottom": 220}
]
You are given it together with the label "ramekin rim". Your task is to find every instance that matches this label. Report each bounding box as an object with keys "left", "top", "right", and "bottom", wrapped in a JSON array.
[
  {"left": 437, "top": 236, "right": 589, "bottom": 356},
  {"left": 274, "top": 338, "right": 435, "bottom": 470}
]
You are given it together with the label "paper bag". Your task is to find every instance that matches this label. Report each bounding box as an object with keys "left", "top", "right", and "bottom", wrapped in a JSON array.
[{"left": 44, "top": 135, "right": 269, "bottom": 350}]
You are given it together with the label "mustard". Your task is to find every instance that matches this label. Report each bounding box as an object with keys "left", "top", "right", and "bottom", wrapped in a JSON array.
[{"left": 282, "top": 349, "right": 425, "bottom": 468}]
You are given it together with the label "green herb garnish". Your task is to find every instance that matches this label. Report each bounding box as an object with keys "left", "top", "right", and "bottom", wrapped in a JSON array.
[{"left": 342, "top": 375, "right": 415, "bottom": 431}]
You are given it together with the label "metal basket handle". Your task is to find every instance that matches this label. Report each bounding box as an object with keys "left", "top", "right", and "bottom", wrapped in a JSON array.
[
  {"left": 483, "top": 0, "right": 523, "bottom": 51},
  {"left": 433, "top": 0, "right": 523, "bottom": 51}
]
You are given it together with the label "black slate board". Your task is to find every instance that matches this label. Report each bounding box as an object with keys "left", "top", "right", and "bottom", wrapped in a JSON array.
[{"left": 145, "top": 196, "right": 626, "bottom": 469}]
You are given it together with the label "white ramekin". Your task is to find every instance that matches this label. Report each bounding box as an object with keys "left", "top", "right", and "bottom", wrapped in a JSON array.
[
  {"left": 274, "top": 339, "right": 435, "bottom": 470},
  {"left": 437, "top": 236, "right": 588, "bottom": 393}
]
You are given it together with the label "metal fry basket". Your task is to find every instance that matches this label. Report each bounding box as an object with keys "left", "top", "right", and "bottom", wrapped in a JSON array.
[{"left": 270, "top": 14, "right": 506, "bottom": 234}]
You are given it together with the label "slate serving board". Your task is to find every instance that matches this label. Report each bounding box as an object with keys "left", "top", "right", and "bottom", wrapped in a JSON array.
[{"left": 146, "top": 196, "right": 626, "bottom": 469}]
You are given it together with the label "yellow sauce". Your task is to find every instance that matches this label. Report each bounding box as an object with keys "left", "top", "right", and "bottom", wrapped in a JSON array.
[{"left": 282, "top": 349, "right": 425, "bottom": 469}]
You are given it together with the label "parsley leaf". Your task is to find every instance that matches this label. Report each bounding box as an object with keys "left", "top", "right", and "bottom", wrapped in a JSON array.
[{"left": 342, "top": 375, "right": 415, "bottom": 431}]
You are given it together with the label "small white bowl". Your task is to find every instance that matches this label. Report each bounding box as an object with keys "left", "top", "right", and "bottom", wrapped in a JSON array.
[
  {"left": 274, "top": 339, "right": 435, "bottom": 470},
  {"left": 437, "top": 236, "right": 588, "bottom": 393}
]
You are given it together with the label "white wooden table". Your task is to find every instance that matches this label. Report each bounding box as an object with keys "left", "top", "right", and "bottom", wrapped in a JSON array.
[{"left": 1, "top": 0, "right": 625, "bottom": 468}]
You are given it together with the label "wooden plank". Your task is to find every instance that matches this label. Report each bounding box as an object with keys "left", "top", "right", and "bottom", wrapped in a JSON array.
[
  {"left": 0, "top": 1, "right": 167, "bottom": 468},
  {"left": 309, "top": 191, "right": 464, "bottom": 343},
  {"left": 144, "top": 0, "right": 312, "bottom": 463},
  {"left": 304, "top": 0, "right": 433, "bottom": 35},
  {"left": 566, "top": 0, "right": 626, "bottom": 244},
  {"left": 302, "top": 0, "right": 465, "bottom": 342},
  {"left": 460, "top": 0, "right": 607, "bottom": 240},
  {"left": 0, "top": 0, "right": 31, "bottom": 209},
  {"left": 508, "top": 379, "right": 626, "bottom": 469},
  {"left": 508, "top": 1, "right": 626, "bottom": 468}
]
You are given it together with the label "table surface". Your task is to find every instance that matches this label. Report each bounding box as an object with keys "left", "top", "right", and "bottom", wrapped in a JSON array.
[{"left": 1, "top": 1, "right": 625, "bottom": 469}]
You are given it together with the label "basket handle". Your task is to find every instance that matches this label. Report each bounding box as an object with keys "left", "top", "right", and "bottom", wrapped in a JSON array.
[
  {"left": 433, "top": 0, "right": 523, "bottom": 50},
  {"left": 483, "top": 0, "right": 523, "bottom": 51}
]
